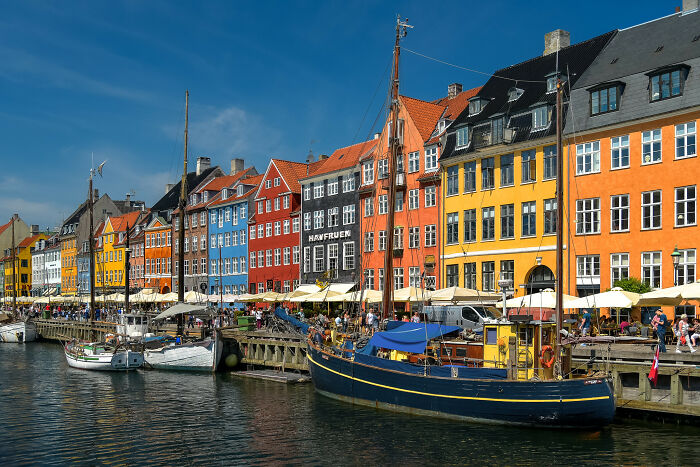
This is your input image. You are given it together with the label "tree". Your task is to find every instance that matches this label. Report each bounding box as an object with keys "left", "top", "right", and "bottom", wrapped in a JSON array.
[{"left": 613, "top": 277, "right": 651, "bottom": 294}]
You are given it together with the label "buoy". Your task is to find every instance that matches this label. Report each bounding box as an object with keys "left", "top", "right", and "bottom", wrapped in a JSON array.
[{"left": 225, "top": 353, "right": 239, "bottom": 368}]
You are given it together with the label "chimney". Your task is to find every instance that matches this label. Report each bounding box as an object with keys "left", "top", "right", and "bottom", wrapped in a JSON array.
[
  {"left": 31, "top": 225, "right": 39, "bottom": 235},
  {"left": 165, "top": 183, "right": 175, "bottom": 194},
  {"left": 12, "top": 213, "right": 19, "bottom": 220},
  {"left": 373, "top": 132, "right": 381, "bottom": 140},
  {"left": 543, "top": 29, "right": 570, "bottom": 56},
  {"left": 306, "top": 150, "right": 315, "bottom": 164},
  {"left": 683, "top": 0, "right": 699, "bottom": 11},
  {"left": 447, "top": 83, "right": 463, "bottom": 99},
  {"left": 230, "top": 158, "right": 245, "bottom": 175},
  {"left": 125, "top": 193, "right": 131, "bottom": 208},
  {"left": 318, "top": 154, "right": 329, "bottom": 161},
  {"left": 196, "top": 156, "right": 211, "bottom": 176}
]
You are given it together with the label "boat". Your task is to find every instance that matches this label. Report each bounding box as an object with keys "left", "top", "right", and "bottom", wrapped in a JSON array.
[
  {"left": 64, "top": 340, "right": 144, "bottom": 370},
  {"left": 0, "top": 320, "right": 38, "bottom": 343},
  {"left": 306, "top": 16, "right": 615, "bottom": 428}
]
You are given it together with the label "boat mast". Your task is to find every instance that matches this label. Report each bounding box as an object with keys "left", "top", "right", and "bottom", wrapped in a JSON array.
[
  {"left": 88, "top": 171, "right": 96, "bottom": 332},
  {"left": 11, "top": 216, "right": 16, "bottom": 315},
  {"left": 554, "top": 76, "right": 564, "bottom": 377},
  {"left": 381, "top": 16, "right": 411, "bottom": 321},
  {"left": 177, "top": 90, "right": 189, "bottom": 335},
  {"left": 125, "top": 222, "right": 130, "bottom": 314}
]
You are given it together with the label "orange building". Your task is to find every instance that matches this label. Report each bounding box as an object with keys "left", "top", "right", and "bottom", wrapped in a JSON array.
[
  {"left": 564, "top": 11, "right": 700, "bottom": 322},
  {"left": 144, "top": 216, "right": 172, "bottom": 293}
]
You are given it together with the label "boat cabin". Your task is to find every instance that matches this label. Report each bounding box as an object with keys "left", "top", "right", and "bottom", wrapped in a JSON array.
[{"left": 116, "top": 313, "right": 150, "bottom": 341}]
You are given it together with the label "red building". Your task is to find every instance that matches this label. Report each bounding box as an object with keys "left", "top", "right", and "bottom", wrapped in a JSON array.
[{"left": 248, "top": 158, "right": 324, "bottom": 293}]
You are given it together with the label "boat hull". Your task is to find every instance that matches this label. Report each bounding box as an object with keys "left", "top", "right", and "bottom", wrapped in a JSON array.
[
  {"left": 143, "top": 336, "right": 222, "bottom": 372},
  {"left": 65, "top": 344, "right": 144, "bottom": 371},
  {"left": 307, "top": 344, "right": 615, "bottom": 428},
  {"left": 0, "top": 321, "right": 37, "bottom": 343}
]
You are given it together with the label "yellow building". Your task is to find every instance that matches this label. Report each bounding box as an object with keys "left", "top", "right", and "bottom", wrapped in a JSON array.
[
  {"left": 3, "top": 234, "right": 48, "bottom": 297},
  {"left": 95, "top": 211, "right": 140, "bottom": 292},
  {"left": 61, "top": 236, "right": 78, "bottom": 294}
]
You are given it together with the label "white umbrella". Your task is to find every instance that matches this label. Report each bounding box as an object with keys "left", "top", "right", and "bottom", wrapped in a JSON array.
[
  {"left": 639, "top": 280, "right": 700, "bottom": 306},
  {"left": 393, "top": 286, "right": 431, "bottom": 302},
  {"left": 499, "top": 290, "right": 577, "bottom": 309},
  {"left": 430, "top": 286, "right": 501, "bottom": 302},
  {"left": 290, "top": 289, "right": 342, "bottom": 303},
  {"left": 160, "top": 292, "right": 179, "bottom": 302},
  {"left": 564, "top": 288, "right": 641, "bottom": 309},
  {"left": 183, "top": 290, "right": 207, "bottom": 304},
  {"left": 328, "top": 289, "right": 383, "bottom": 303}
]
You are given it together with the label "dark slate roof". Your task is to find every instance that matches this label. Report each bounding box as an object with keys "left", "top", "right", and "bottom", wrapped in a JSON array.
[
  {"left": 575, "top": 11, "right": 700, "bottom": 89},
  {"left": 441, "top": 30, "right": 616, "bottom": 162},
  {"left": 150, "top": 166, "right": 218, "bottom": 213}
]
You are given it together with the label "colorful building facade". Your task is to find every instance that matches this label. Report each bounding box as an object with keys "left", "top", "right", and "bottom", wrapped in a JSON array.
[{"left": 143, "top": 216, "right": 172, "bottom": 293}]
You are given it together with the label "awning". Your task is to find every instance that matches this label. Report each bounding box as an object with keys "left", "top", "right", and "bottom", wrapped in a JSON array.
[
  {"left": 358, "top": 322, "right": 461, "bottom": 354},
  {"left": 153, "top": 303, "right": 216, "bottom": 320}
]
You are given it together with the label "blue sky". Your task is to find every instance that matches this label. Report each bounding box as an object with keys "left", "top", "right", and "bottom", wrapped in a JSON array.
[{"left": 0, "top": 0, "right": 672, "bottom": 229}]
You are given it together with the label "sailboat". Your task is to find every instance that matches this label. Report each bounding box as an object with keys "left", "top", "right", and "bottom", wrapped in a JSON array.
[
  {"left": 306, "top": 17, "right": 615, "bottom": 427},
  {"left": 0, "top": 217, "right": 38, "bottom": 343},
  {"left": 142, "top": 91, "right": 223, "bottom": 372},
  {"left": 64, "top": 161, "right": 144, "bottom": 371}
]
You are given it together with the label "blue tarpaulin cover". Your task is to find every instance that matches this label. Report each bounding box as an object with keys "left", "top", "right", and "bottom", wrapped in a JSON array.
[
  {"left": 353, "top": 353, "right": 507, "bottom": 379},
  {"left": 357, "top": 322, "right": 460, "bottom": 355},
  {"left": 274, "top": 308, "right": 310, "bottom": 334}
]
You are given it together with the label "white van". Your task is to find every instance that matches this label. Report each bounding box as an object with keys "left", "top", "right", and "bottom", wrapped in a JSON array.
[{"left": 423, "top": 305, "right": 501, "bottom": 331}]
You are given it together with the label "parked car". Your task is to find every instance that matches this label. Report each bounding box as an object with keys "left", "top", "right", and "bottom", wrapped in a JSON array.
[{"left": 423, "top": 305, "right": 502, "bottom": 332}]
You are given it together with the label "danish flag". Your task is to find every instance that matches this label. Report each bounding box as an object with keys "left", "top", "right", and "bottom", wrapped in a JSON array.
[{"left": 648, "top": 346, "right": 660, "bottom": 387}]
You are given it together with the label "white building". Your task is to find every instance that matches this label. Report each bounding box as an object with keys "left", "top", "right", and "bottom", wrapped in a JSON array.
[{"left": 31, "top": 235, "right": 61, "bottom": 296}]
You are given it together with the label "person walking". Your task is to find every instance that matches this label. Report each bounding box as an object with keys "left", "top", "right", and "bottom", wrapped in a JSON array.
[
  {"left": 366, "top": 309, "right": 375, "bottom": 335},
  {"left": 255, "top": 308, "right": 263, "bottom": 330},
  {"left": 653, "top": 309, "right": 668, "bottom": 353},
  {"left": 676, "top": 314, "right": 696, "bottom": 353}
]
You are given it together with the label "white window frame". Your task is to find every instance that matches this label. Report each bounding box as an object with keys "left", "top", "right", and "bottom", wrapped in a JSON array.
[
  {"left": 610, "top": 194, "right": 629, "bottom": 233},
  {"left": 576, "top": 198, "right": 600, "bottom": 235},
  {"left": 408, "top": 151, "right": 420, "bottom": 173},
  {"left": 342, "top": 241, "right": 354, "bottom": 271},
  {"left": 425, "top": 145, "right": 438, "bottom": 172},
  {"left": 611, "top": 135, "right": 630, "bottom": 170},
  {"left": 362, "top": 161, "right": 374, "bottom": 185},
  {"left": 610, "top": 253, "right": 629, "bottom": 287},
  {"left": 676, "top": 122, "right": 696, "bottom": 160},
  {"left": 425, "top": 186, "right": 436, "bottom": 207},
  {"left": 342, "top": 174, "right": 355, "bottom": 192},
  {"left": 408, "top": 189, "right": 419, "bottom": 210},
  {"left": 642, "top": 129, "right": 662, "bottom": 165},
  {"left": 424, "top": 224, "right": 436, "bottom": 247},
  {"left": 576, "top": 141, "right": 600, "bottom": 175},
  {"left": 641, "top": 251, "right": 662, "bottom": 289},
  {"left": 364, "top": 197, "right": 374, "bottom": 217},
  {"left": 675, "top": 185, "right": 696, "bottom": 227},
  {"left": 641, "top": 190, "right": 662, "bottom": 230},
  {"left": 378, "top": 195, "right": 388, "bottom": 215},
  {"left": 328, "top": 179, "right": 338, "bottom": 196},
  {"left": 342, "top": 205, "right": 356, "bottom": 225}
]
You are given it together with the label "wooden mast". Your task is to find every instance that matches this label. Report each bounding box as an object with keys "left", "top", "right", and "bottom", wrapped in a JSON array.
[
  {"left": 124, "top": 222, "right": 130, "bottom": 314},
  {"left": 176, "top": 90, "right": 189, "bottom": 335},
  {"left": 381, "top": 16, "right": 411, "bottom": 321},
  {"left": 11, "top": 216, "right": 16, "bottom": 315},
  {"left": 88, "top": 172, "right": 96, "bottom": 334},
  {"left": 554, "top": 76, "right": 564, "bottom": 377}
]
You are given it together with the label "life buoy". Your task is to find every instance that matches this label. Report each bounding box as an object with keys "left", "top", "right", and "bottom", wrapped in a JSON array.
[{"left": 540, "top": 345, "right": 555, "bottom": 368}]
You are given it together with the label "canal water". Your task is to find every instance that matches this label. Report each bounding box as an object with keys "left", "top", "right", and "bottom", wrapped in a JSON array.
[{"left": 0, "top": 343, "right": 695, "bottom": 466}]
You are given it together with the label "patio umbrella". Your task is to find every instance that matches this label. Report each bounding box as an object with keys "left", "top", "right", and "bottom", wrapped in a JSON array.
[
  {"left": 499, "top": 289, "right": 577, "bottom": 309},
  {"left": 564, "top": 288, "right": 640, "bottom": 309},
  {"left": 289, "top": 289, "right": 342, "bottom": 303},
  {"left": 393, "top": 286, "right": 431, "bottom": 302},
  {"left": 183, "top": 290, "right": 207, "bottom": 304},
  {"left": 429, "top": 286, "right": 501, "bottom": 302},
  {"left": 160, "top": 292, "right": 179, "bottom": 302},
  {"left": 639, "top": 280, "right": 700, "bottom": 306},
  {"left": 327, "top": 289, "right": 383, "bottom": 303}
]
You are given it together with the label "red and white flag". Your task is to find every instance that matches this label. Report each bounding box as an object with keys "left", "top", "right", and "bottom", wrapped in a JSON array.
[{"left": 648, "top": 346, "right": 660, "bottom": 387}]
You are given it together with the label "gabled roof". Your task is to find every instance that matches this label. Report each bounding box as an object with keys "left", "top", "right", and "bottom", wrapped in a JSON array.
[
  {"left": 0, "top": 219, "right": 14, "bottom": 237},
  {"left": 400, "top": 95, "right": 446, "bottom": 142},
  {"left": 431, "top": 86, "right": 482, "bottom": 121},
  {"left": 207, "top": 173, "right": 262, "bottom": 208},
  {"left": 271, "top": 159, "right": 322, "bottom": 193},
  {"left": 18, "top": 234, "right": 44, "bottom": 248},
  {"left": 109, "top": 211, "right": 142, "bottom": 234},
  {"left": 150, "top": 166, "right": 219, "bottom": 213},
  {"left": 302, "top": 139, "right": 376, "bottom": 179}
]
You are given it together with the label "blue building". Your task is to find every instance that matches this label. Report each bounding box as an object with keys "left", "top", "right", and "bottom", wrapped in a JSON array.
[{"left": 207, "top": 173, "right": 261, "bottom": 296}]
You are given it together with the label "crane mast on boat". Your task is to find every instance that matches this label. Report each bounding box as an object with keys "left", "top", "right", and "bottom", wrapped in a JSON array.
[{"left": 177, "top": 90, "right": 189, "bottom": 336}]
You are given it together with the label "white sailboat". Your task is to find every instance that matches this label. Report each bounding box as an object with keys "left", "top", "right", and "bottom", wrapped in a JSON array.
[
  {"left": 65, "top": 340, "right": 144, "bottom": 370},
  {"left": 0, "top": 320, "right": 38, "bottom": 343}
]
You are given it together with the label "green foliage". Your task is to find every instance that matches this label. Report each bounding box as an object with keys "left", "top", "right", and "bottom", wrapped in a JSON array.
[{"left": 613, "top": 277, "right": 652, "bottom": 294}]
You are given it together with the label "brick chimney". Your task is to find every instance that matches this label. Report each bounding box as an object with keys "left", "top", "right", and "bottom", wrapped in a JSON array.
[
  {"left": 318, "top": 154, "right": 329, "bottom": 161},
  {"left": 124, "top": 193, "right": 131, "bottom": 208},
  {"left": 544, "top": 29, "right": 570, "bottom": 56},
  {"left": 448, "top": 83, "right": 463, "bottom": 99},
  {"left": 31, "top": 225, "right": 39, "bottom": 235},
  {"left": 165, "top": 183, "right": 175, "bottom": 194},
  {"left": 230, "top": 158, "right": 245, "bottom": 175},
  {"left": 196, "top": 156, "right": 211, "bottom": 176}
]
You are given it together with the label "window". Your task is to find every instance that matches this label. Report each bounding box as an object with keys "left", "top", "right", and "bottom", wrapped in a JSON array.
[
  {"left": 257, "top": 201, "right": 264, "bottom": 214},
  {"left": 343, "top": 242, "right": 354, "bottom": 270},
  {"left": 326, "top": 207, "right": 338, "bottom": 227},
  {"left": 446, "top": 212, "right": 459, "bottom": 244},
  {"left": 293, "top": 218, "right": 300, "bottom": 233},
  {"left": 328, "top": 179, "right": 338, "bottom": 196},
  {"left": 274, "top": 221, "right": 281, "bottom": 236},
  {"left": 266, "top": 249, "right": 272, "bottom": 267},
  {"left": 313, "top": 210, "right": 324, "bottom": 230},
  {"left": 521, "top": 201, "right": 536, "bottom": 237},
  {"left": 576, "top": 141, "right": 600, "bottom": 175},
  {"left": 191, "top": 213, "right": 198, "bottom": 228},
  {"left": 364, "top": 232, "right": 374, "bottom": 252},
  {"left": 223, "top": 233, "right": 229, "bottom": 247},
  {"left": 610, "top": 136, "right": 630, "bottom": 170},
  {"left": 500, "top": 154, "right": 514, "bottom": 187},
  {"left": 408, "top": 151, "right": 419, "bottom": 173},
  {"left": 425, "top": 186, "right": 436, "bottom": 207},
  {"left": 521, "top": 150, "right": 536, "bottom": 183},
  {"left": 500, "top": 204, "right": 514, "bottom": 239},
  {"left": 342, "top": 174, "right": 355, "bottom": 192},
  {"left": 408, "top": 189, "right": 419, "bottom": 210},
  {"left": 642, "top": 129, "right": 662, "bottom": 164},
  {"left": 363, "top": 161, "right": 374, "bottom": 185},
  {"left": 463, "top": 161, "right": 476, "bottom": 192},
  {"left": 650, "top": 68, "right": 684, "bottom": 101},
  {"left": 184, "top": 237, "right": 189, "bottom": 252},
  {"left": 387, "top": 119, "right": 404, "bottom": 146},
  {"left": 274, "top": 177, "right": 280, "bottom": 187},
  {"left": 303, "top": 247, "right": 310, "bottom": 273},
  {"left": 293, "top": 245, "right": 300, "bottom": 264},
  {"left": 590, "top": 86, "right": 618, "bottom": 115},
  {"left": 394, "top": 195, "right": 404, "bottom": 213},
  {"left": 408, "top": 267, "right": 421, "bottom": 288},
  {"left": 481, "top": 157, "right": 494, "bottom": 189},
  {"left": 577, "top": 255, "right": 600, "bottom": 285},
  {"left": 393, "top": 227, "right": 404, "bottom": 249},
  {"left": 463, "top": 209, "right": 476, "bottom": 243},
  {"left": 409, "top": 227, "right": 420, "bottom": 249},
  {"left": 446, "top": 165, "right": 459, "bottom": 196},
  {"left": 446, "top": 265, "right": 459, "bottom": 287},
  {"left": 274, "top": 248, "right": 281, "bottom": 266},
  {"left": 364, "top": 197, "right": 374, "bottom": 217},
  {"left": 283, "top": 219, "right": 290, "bottom": 234},
  {"left": 576, "top": 198, "right": 600, "bottom": 234},
  {"left": 265, "top": 223, "right": 272, "bottom": 237},
  {"left": 676, "top": 122, "right": 696, "bottom": 159},
  {"left": 250, "top": 251, "right": 256, "bottom": 269},
  {"left": 313, "top": 182, "right": 324, "bottom": 199},
  {"left": 479, "top": 207, "right": 494, "bottom": 241},
  {"left": 378, "top": 195, "right": 388, "bottom": 215},
  {"left": 378, "top": 230, "right": 387, "bottom": 251},
  {"left": 641, "top": 251, "right": 662, "bottom": 289},
  {"left": 460, "top": 262, "right": 475, "bottom": 290},
  {"left": 676, "top": 185, "right": 696, "bottom": 227},
  {"left": 265, "top": 180, "right": 272, "bottom": 189},
  {"left": 257, "top": 224, "right": 263, "bottom": 238},
  {"left": 393, "top": 267, "right": 404, "bottom": 290},
  {"left": 532, "top": 106, "right": 549, "bottom": 130},
  {"left": 500, "top": 260, "right": 514, "bottom": 286},
  {"left": 342, "top": 205, "right": 356, "bottom": 225},
  {"left": 274, "top": 198, "right": 280, "bottom": 211},
  {"left": 641, "top": 190, "right": 662, "bottom": 230},
  {"left": 282, "top": 196, "right": 289, "bottom": 209},
  {"left": 677, "top": 249, "right": 696, "bottom": 285},
  {"left": 482, "top": 262, "right": 495, "bottom": 291},
  {"left": 611, "top": 194, "right": 629, "bottom": 232},
  {"left": 303, "top": 185, "right": 311, "bottom": 201},
  {"left": 424, "top": 225, "right": 436, "bottom": 247},
  {"left": 365, "top": 269, "right": 375, "bottom": 290},
  {"left": 425, "top": 146, "right": 438, "bottom": 171},
  {"left": 303, "top": 212, "right": 311, "bottom": 231},
  {"left": 542, "top": 145, "right": 556, "bottom": 180},
  {"left": 455, "top": 127, "right": 469, "bottom": 148},
  {"left": 610, "top": 253, "right": 629, "bottom": 287},
  {"left": 313, "top": 246, "right": 324, "bottom": 272}
]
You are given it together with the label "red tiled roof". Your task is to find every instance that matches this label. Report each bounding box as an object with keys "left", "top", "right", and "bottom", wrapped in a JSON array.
[
  {"left": 206, "top": 173, "right": 263, "bottom": 208},
  {"left": 303, "top": 140, "right": 376, "bottom": 179},
  {"left": 110, "top": 211, "right": 141, "bottom": 234},
  {"left": 18, "top": 234, "right": 43, "bottom": 248},
  {"left": 271, "top": 159, "right": 321, "bottom": 193},
  {"left": 400, "top": 95, "right": 446, "bottom": 143},
  {"left": 431, "top": 86, "right": 482, "bottom": 121},
  {"left": 0, "top": 219, "right": 13, "bottom": 237}
]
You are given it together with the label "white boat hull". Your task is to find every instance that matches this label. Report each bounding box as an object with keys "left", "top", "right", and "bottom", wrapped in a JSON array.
[
  {"left": 0, "top": 321, "right": 37, "bottom": 343},
  {"left": 144, "top": 336, "right": 222, "bottom": 372},
  {"left": 65, "top": 343, "right": 144, "bottom": 371}
]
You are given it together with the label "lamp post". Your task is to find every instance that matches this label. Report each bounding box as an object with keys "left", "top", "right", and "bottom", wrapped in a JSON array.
[{"left": 671, "top": 246, "right": 682, "bottom": 286}]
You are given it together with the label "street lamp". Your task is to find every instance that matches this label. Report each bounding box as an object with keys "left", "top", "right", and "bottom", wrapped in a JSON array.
[{"left": 671, "top": 246, "right": 682, "bottom": 286}]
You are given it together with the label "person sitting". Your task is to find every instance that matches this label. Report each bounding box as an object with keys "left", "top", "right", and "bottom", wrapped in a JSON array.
[
  {"left": 620, "top": 319, "right": 630, "bottom": 334},
  {"left": 690, "top": 318, "right": 700, "bottom": 347}
]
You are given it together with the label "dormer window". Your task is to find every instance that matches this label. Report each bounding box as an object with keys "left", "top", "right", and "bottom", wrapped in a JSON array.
[
  {"left": 455, "top": 126, "right": 470, "bottom": 148},
  {"left": 648, "top": 65, "right": 688, "bottom": 102},
  {"left": 222, "top": 188, "right": 228, "bottom": 200},
  {"left": 468, "top": 97, "right": 487, "bottom": 116},
  {"left": 191, "top": 194, "right": 198, "bottom": 205},
  {"left": 202, "top": 191, "right": 209, "bottom": 202},
  {"left": 545, "top": 72, "right": 565, "bottom": 93},
  {"left": 532, "top": 106, "right": 550, "bottom": 131},
  {"left": 237, "top": 185, "right": 244, "bottom": 196},
  {"left": 507, "top": 87, "right": 524, "bottom": 102},
  {"left": 589, "top": 83, "right": 622, "bottom": 115}
]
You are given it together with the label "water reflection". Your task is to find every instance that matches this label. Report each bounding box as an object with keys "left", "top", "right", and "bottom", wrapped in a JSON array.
[{"left": 0, "top": 343, "right": 697, "bottom": 465}]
